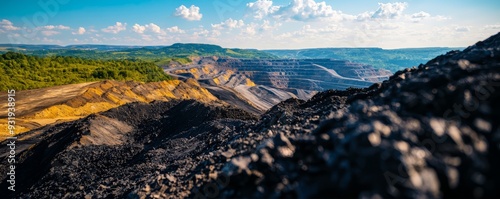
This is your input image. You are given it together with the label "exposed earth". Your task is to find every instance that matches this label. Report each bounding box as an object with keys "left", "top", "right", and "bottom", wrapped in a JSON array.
[
  {"left": 0, "top": 32, "right": 499, "bottom": 198},
  {"left": 0, "top": 79, "right": 218, "bottom": 140}
]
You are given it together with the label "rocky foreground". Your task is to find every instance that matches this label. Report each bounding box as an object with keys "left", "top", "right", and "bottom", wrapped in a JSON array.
[{"left": 1, "top": 32, "right": 500, "bottom": 198}]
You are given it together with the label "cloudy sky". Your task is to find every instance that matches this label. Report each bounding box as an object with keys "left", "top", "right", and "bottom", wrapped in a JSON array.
[{"left": 1, "top": 0, "right": 499, "bottom": 49}]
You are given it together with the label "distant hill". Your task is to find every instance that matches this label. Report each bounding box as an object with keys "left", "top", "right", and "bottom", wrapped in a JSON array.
[
  {"left": 264, "top": 47, "right": 462, "bottom": 72},
  {"left": 0, "top": 44, "right": 274, "bottom": 91},
  {"left": 0, "top": 43, "right": 277, "bottom": 63},
  {"left": 163, "top": 43, "right": 276, "bottom": 58},
  {"left": 1, "top": 44, "right": 460, "bottom": 71}
]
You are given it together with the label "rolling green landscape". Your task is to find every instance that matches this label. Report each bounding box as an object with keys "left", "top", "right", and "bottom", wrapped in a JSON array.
[
  {"left": 0, "top": 52, "right": 172, "bottom": 90},
  {"left": 0, "top": 43, "right": 278, "bottom": 90},
  {"left": 0, "top": 43, "right": 276, "bottom": 65},
  {"left": 0, "top": 43, "right": 462, "bottom": 90}
]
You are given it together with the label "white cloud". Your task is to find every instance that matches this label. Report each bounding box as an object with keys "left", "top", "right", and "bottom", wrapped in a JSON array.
[
  {"left": 257, "top": 20, "right": 282, "bottom": 32},
  {"left": 411, "top": 11, "right": 430, "bottom": 22},
  {"left": 0, "top": 19, "right": 20, "bottom": 31},
  {"left": 371, "top": 2, "right": 408, "bottom": 19},
  {"left": 102, "top": 22, "right": 127, "bottom": 34},
  {"left": 356, "top": 12, "right": 372, "bottom": 21},
  {"left": 455, "top": 26, "right": 471, "bottom": 32},
  {"left": 206, "top": 18, "right": 280, "bottom": 40},
  {"left": 193, "top": 29, "right": 210, "bottom": 37},
  {"left": 412, "top": 11, "right": 430, "bottom": 19},
  {"left": 148, "top": 23, "right": 161, "bottom": 34},
  {"left": 212, "top": 18, "right": 245, "bottom": 30},
  {"left": 247, "top": 0, "right": 345, "bottom": 21},
  {"left": 72, "top": 27, "right": 86, "bottom": 35},
  {"left": 435, "top": 15, "right": 451, "bottom": 21},
  {"left": 260, "top": 20, "right": 272, "bottom": 31},
  {"left": 133, "top": 23, "right": 165, "bottom": 35},
  {"left": 247, "top": 0, "right": 351, "bottom": 22},
  {"left": 484, "top": 25, "right": 500, "bottom": 30},
  {"left": 132, "top": 24, "right": 146, "bottom": 34},
  {"left": 174, "top": 5, "right": 203, "bottom": 21},
  {"left": 43, "top": 25, "right": 70, "bottom": 30},
  {"left": 246, "top": 0, "right": 279, "bottom": 19},
  {"left": 411, "top": 11, "right": 431, "bottom": 19},
  {"left": 166, "top": 26, "right": 185, "bottom": 33},
  {"left": 35, "top": 24, "right": 71, "bottom": 36},
  {"left": 357, "top": 2, "right": 434, "bottom": 22},
  {"left": 242, "top": 23, "right": 258, "bottom": 35},
  {"left": 276, "top": 0, "right": 341, "bottom": 21}
]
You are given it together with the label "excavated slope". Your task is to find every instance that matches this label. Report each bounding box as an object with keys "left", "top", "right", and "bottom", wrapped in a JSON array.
[
  {"left": 168, "top": 60, "right": 318, "bottom": 113},
  {"left": 0, "top": 79, "right": 217, "bottom": 140}
]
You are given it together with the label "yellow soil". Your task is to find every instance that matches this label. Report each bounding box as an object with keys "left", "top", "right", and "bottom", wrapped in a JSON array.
[
  {"left": 202, "top": 65, "right": 212, "bottom": 74},
  {"left": 220, "top": 70, "right": 234, "bottom": 83},
  {"left": 212, "top": 78, "right": 221, "bottom": 85},
  {"left": 245, "top": 78, "right": 256, "bottom": 87},
  {"left": 0, "top": 79, "right": 218, "bottom": 139},
  {"left": 25, "top": 102, "right": 118, "bottom": 119},
  {"left": 0, "top": 119, "right": 30, "bottom": 141}
]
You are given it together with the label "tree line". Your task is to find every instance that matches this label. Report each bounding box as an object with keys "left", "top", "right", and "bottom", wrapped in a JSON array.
[{"left": 0, "top": 52, "right": 172, "bottom": 90}]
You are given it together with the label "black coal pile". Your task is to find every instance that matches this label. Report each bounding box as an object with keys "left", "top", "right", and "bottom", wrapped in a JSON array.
[
  {"left": 1, "top": 32, "right": 499, "bottom": 199},
  {"left": 0, "top": 100, "right": 260, "bottom": 198},
  {"left": 210, "top": 33, "right": 500, "bottom": 198}
]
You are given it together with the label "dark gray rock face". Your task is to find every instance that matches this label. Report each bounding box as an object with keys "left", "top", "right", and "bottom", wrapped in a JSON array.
[{"left": 1, "top": 33, "right": 499, "bottom": 199}]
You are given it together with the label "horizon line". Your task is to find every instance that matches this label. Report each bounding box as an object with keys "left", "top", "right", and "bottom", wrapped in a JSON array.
[{"left": 0, "top": 43, "right": 466, "bottom": 51}]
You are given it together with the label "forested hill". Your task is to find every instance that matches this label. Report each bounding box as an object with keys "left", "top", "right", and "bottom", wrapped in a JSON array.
[
  {"left": 0, "top": 43, "right": 276, "bottom": 63},
  {"left": 0, "top": 52, "right": 172, "bottom": 90},
  {"left": 0, "top": 43, "right": 275, "bottom": 90}
]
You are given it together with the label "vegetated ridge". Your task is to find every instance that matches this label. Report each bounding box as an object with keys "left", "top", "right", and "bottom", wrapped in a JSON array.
[
  {"left": 0, "top": 52, "right": 172, "bottom": 90},
  {"left": 0, "top": 43, "right": 276, "bottom": 64}
]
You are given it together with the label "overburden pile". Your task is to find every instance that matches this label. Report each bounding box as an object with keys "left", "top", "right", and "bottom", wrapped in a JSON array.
[{"left": 1, "top": 32, "right": 500, "bottom": 198}]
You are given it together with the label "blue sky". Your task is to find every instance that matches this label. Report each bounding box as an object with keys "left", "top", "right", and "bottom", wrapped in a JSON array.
[{"left": 1, "top": 0, "right": 499, "bottom": 49}]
